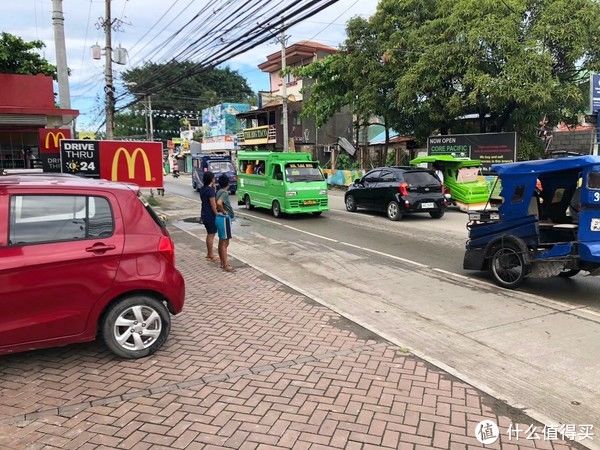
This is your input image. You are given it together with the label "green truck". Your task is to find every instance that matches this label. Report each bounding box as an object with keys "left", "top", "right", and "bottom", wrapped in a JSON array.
[
  {"left": 237, "top": 151, "right": 329, "bottom": 217},
  {"left": 410, "top": 155, "right": 490, "bottom": 210}
]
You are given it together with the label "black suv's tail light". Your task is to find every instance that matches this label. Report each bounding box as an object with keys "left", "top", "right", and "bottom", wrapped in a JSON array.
[{"left": 399, "top": 182, "right": 409, "bottom": 196}]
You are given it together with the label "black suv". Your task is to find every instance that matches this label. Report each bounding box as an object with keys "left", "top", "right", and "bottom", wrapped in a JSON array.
[{"left": 345, "top": 167, "right": 446, "bottom": 220}]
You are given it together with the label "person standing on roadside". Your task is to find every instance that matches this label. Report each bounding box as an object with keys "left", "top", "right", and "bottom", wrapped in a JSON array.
[
  {"left": 199, "top": 171, "right": 218, "bottom": 262},
  {"left": 215, "top": 174, "right": 235, "bottom": 272}
]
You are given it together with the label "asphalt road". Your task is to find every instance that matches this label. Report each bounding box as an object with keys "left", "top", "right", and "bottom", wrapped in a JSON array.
[{"left": 165, "top": 177, "right": 600, "bottom": 311}]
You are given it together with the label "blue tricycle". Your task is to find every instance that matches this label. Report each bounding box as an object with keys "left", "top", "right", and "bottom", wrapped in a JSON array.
[{"left": 464, "top": 156, "right": 600, "bottom": 289}]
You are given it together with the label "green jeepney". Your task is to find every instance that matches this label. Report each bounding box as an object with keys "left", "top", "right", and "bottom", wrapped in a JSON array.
[
  {"left": 237, "top": 151, "right": 329, "bottom": 217},
  {"left": 410, "top": 155, "right": 490, "bottom": 211}
]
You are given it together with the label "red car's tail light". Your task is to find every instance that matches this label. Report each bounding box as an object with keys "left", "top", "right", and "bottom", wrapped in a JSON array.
[
  {"left": 399, "top": 182, "right": 409, "bottom": 196},
  {"left": 158, "top": 236, "right": 175, "bottom": 265}
]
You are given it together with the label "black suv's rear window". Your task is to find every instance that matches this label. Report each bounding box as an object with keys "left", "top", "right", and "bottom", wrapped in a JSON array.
[{"left": 403, "top": 171, "right": 440, "bottom": 186}]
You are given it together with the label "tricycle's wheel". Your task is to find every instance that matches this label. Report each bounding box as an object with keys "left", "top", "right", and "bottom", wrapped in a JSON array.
[
  {"left": 558, "top": 268, "right": 580, "bottom": 278},
  {"left": 490, "top": 245, "right": 526, "bottom": 289}
]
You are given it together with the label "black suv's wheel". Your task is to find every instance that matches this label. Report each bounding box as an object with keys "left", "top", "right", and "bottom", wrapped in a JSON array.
[
  {"left": 558, "top": 268, "right": 580, "bottom": 278},
  {"left": 387, "top": 200, "right": 403, "bottom": 221},
  {"left": 244, "top": 194, "right": 254, "bottom": 210},
  {"left": 345, "top": 195, "right": 357, "bottom": 212},
  {"left": 430, "top": 209, "right": 445, "bottom": 219},
  {"left": 272, "top": 200, "right": 282, "bottom": 218},
  {"left": 102, "top": 296, "right": 171, "bottom": 359},
  {"left": 489, "top": 245, "right": 526, "bottom": 289}
]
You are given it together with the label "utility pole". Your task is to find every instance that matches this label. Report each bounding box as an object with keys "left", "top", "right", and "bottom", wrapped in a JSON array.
[
  {"left": 147, "top": 95, "right": 154, "bottom": 140},
  {"left": 51, "top": 0, "right": 71, "bottom": 109},
  {"left": 279, "top": 27, "right": 289, "bottom": 152},
  {"left": 104, "top": 0, "right": 115, "bottom": 139}
]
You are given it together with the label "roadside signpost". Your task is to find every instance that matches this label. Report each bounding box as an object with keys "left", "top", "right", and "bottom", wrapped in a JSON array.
[{"left": 59, "top": 139, "right": 163, "bottom": 187}]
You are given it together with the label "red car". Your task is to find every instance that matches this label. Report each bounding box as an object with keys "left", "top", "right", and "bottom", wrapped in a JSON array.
[{"left": 0, "top": 174, "right": 185, "bottom": 359}]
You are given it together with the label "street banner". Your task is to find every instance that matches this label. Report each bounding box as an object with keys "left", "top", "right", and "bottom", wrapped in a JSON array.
[
  {"left": 591, "top": 74, "right": 600, "bottom": 113},
  {"left": 427, "top": 132, "right": 516, "bottom": 170},
  {"left": 39, "top": 128, "right": 72, "bottom": 173},
  {"left": 60, "top": 139, "right": 101, "bottom": 178},
  {"left": 99, "top": 141, "right": 163, "bottom": 188}
]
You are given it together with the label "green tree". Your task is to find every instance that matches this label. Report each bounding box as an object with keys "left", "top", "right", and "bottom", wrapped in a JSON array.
[
  {"left": 297, "top": 17, "right": 402, "bottom": 160},
  {"left": 0, "top": 32, "right": 56, "bottom": 78},
  {"left": 299, "top": 0, "right": 600, "bottom": 159},
  {"left": 116, "top": 63, "right": 254, "bottom": 139},
  {"left": 382, "top": 0, "right": 600, "bottom": 149}
]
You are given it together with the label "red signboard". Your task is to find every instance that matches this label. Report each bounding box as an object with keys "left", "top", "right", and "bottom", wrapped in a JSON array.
[
  {"left": 39, "top": 128, "right": 72, "bottom": 153},
  {"left": 98, "top": 141, "right": 163, "bottom": 188}
]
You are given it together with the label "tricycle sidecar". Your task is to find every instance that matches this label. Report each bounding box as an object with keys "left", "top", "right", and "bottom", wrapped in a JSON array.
[{"left": 464, "top": 156, "right": 600, "bottom": 289}]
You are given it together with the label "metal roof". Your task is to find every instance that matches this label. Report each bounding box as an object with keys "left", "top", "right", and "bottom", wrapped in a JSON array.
[{"left": 492, "top": 156, "right": 600, "bottom": 176}]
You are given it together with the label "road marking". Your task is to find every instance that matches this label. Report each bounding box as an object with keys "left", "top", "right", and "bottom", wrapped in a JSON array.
[{"left": 168, "top": 191, "right": 600, "bottom": 318}]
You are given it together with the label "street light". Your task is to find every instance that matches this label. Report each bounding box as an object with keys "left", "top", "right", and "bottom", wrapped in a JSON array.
[{"left": 124, "top": 82, "right": 153, "bottom": 140}]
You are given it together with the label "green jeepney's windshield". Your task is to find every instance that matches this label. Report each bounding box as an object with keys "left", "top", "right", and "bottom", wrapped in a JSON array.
[{"left": 285, "top": 163, "right": 324, "bottom": 182}]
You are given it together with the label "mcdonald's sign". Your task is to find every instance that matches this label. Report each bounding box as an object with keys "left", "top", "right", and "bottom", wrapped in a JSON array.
[
  {"left": 99, "top": 141, "right": 163, "bottom": 188},
  {"left": 39, "top": 128, "right": 72, "bottom": 153}
]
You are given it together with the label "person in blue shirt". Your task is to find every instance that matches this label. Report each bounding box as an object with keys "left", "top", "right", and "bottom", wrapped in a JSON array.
[
  {"left": 216, "top": 174, "right": 234, "bottom": 272},
  {"left": 199, "top": 171, "right": 218, "bottom": 262}
]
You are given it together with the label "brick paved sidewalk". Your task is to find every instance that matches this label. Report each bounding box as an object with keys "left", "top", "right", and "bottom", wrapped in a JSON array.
[{"left": 0, "top": 227, "right": 582, "bottom": 450}]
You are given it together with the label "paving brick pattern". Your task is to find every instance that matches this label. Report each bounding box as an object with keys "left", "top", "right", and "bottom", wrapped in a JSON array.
[{"left": 0, "top": 228, "right": 580, "bottom": 449}]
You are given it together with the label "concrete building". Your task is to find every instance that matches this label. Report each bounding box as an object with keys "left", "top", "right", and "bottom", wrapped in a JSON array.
[
  {"left": 0, "top": 74, "right": 78, "bottom": 172},
  {"left": 236, "top": 41, "right": 353, "bottom": 163}
]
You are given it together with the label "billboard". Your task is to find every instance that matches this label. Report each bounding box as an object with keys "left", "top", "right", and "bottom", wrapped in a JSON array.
[
  {"left": 99, "top": 141, "right": 163, "bottom": 188},
  {"left": 57, "top": 140, "right": 164, "bottom": 188},
  {"left": 427, "top": 132, "right": 516, "bottom": 169},
  {"left": 202, "top": 103, "right": 251, "bottom": 139}
]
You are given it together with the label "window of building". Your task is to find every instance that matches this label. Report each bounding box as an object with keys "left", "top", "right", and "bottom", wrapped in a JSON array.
[{"left": 9, "top": 195, "right": 114, "bottom": 245}]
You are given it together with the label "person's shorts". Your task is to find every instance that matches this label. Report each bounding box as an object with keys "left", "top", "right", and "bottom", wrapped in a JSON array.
[
  {"left": 215, "top": 215, "right": 232, "bottom": 240},
  {"left": 203, "top": 218, "right": 217, "bottom": 235}
]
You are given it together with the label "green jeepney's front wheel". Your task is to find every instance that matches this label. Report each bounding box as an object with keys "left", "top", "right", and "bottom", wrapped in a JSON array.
[{"left": 272, "top": 200, "right": 282, "bottom": 218}]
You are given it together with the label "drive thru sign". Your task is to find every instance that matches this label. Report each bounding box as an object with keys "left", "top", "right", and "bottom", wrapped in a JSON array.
[{"left": 59, "top": 140, "right": 163, "bottom": 188}]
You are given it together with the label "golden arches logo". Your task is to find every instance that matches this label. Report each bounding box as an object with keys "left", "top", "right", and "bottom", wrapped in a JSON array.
[
  {"left": 111, "top": 147, "right": 152, "bottom": 181},
  {"left": 44, "top": 131, "right": 66, "bottom": 150}
]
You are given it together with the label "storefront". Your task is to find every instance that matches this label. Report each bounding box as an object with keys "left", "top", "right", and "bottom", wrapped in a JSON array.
[{"left": 0, "top": 74, "right": 78, "bottom": 171}]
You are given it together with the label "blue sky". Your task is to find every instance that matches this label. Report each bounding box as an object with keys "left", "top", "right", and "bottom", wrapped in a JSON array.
[{"left": 1, "top": 0, "right": 377, "bottom": 130}]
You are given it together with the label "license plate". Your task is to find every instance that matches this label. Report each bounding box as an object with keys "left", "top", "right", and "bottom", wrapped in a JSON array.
[
  {"left": 421, "top": 202, "right": 435, "bottom": 209},
  {"left": 303, "top": 200, "right": 317, "bottom": 206}
]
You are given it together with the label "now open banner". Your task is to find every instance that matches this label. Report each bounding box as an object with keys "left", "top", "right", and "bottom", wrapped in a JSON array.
[{"left": 59, "top": 139, "right": 163, "bottom": 188}]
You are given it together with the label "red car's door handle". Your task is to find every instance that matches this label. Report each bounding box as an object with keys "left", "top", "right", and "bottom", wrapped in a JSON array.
[{"left": 85, "top": 243, "right": 116, "bottom": 253}]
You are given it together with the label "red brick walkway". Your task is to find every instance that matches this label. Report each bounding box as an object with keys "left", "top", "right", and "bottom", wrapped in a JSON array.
[{"left": 0, "top": 228, "right": 581, "bottom": 449}]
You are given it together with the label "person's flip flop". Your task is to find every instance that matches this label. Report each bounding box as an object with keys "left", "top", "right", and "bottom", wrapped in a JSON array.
[
  {"left": 205, "top": 256, "right": 219, "bottom": 263},
  {"left": 222, "top": 265, "right": 235, "bottom": 272}
]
